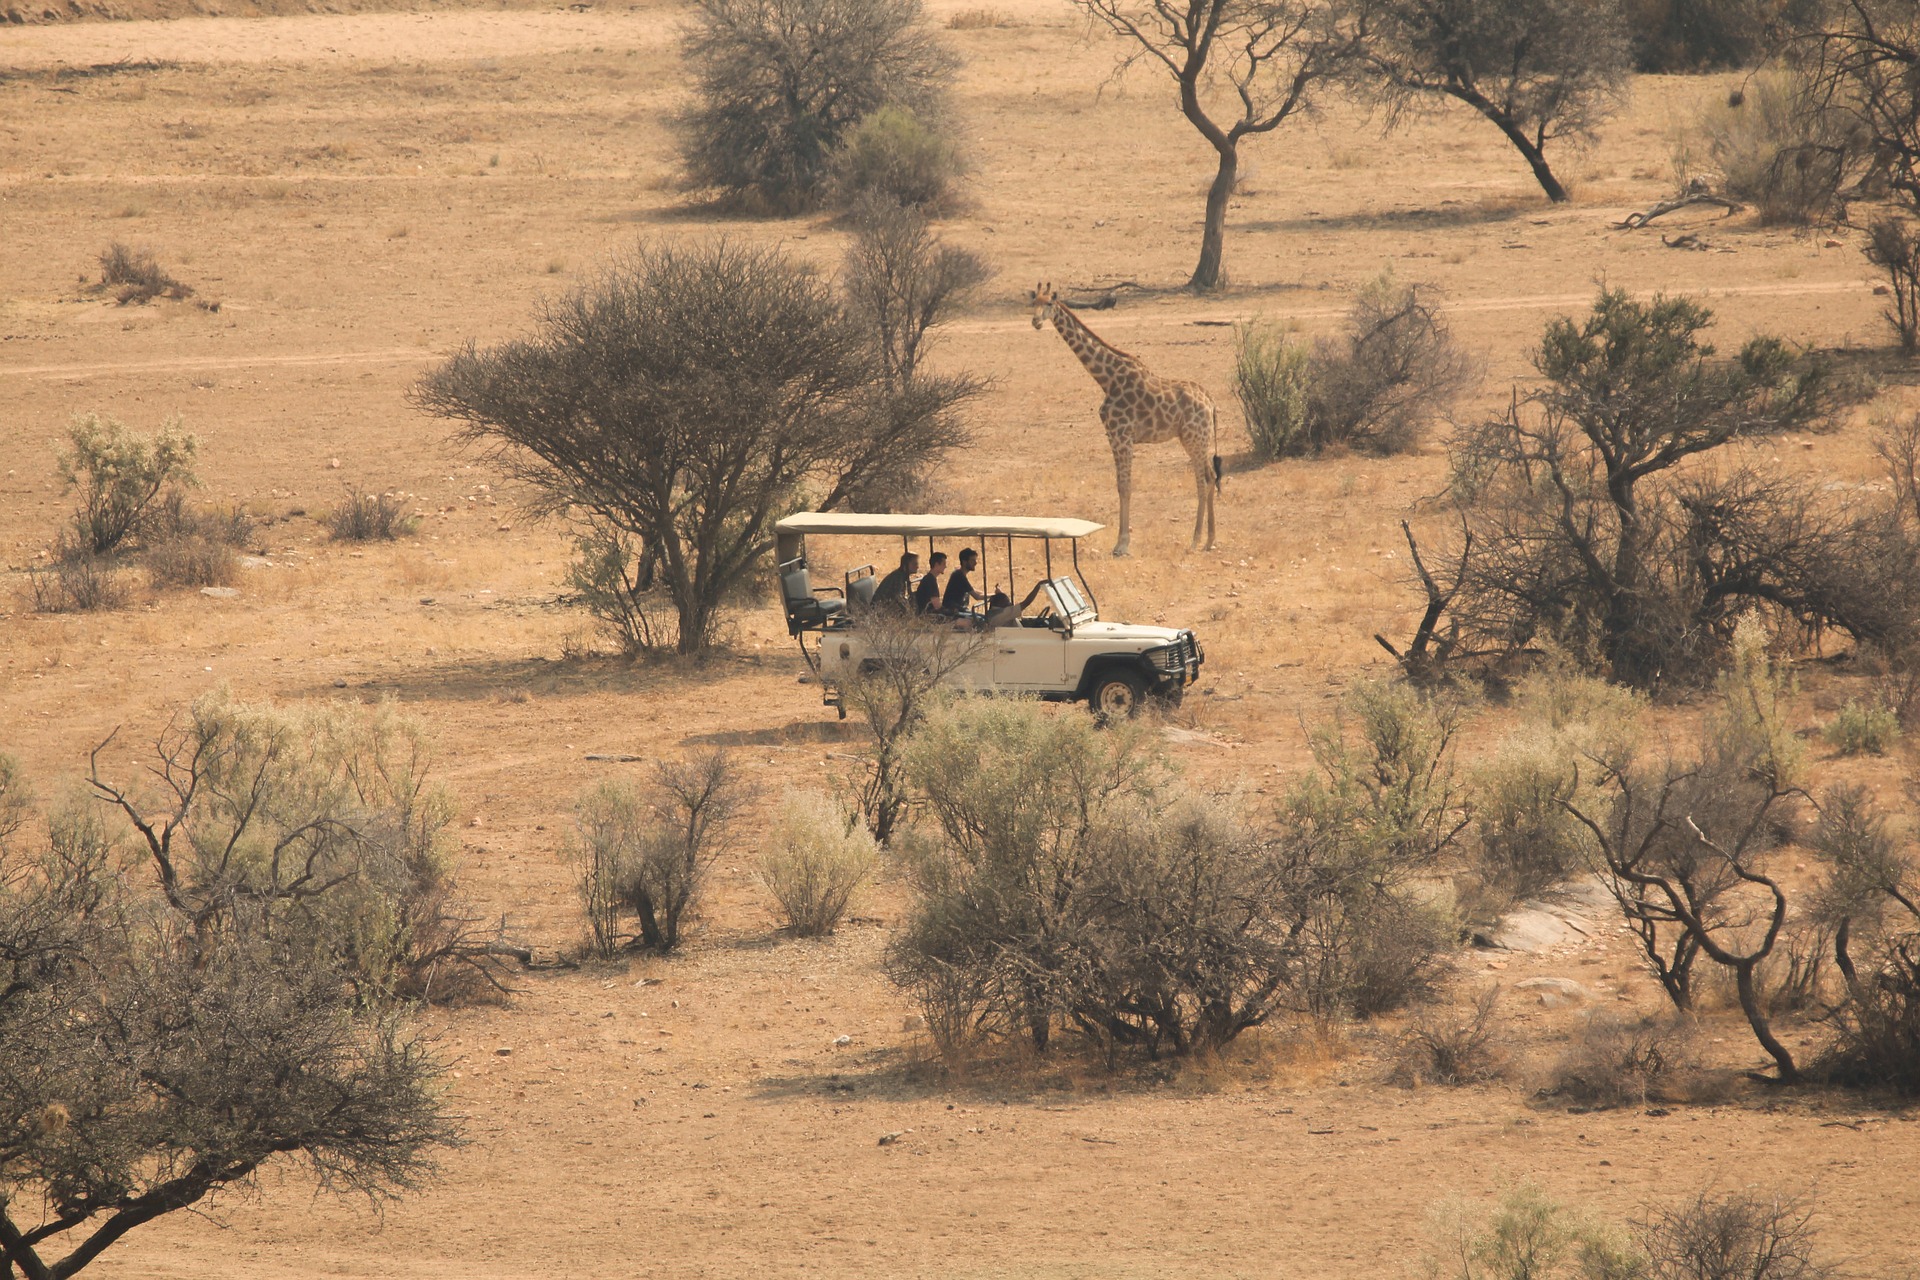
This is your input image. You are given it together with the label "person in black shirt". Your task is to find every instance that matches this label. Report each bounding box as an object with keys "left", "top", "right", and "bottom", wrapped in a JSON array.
[
  {"left": 942, "top": 547, "right": 987, "bottom": 616},
  {"left": 871, "top": 551, "right": 918, "bottom": 613},
  {"left": 913, "top": 551, "right": 947, "bottom": 615}
]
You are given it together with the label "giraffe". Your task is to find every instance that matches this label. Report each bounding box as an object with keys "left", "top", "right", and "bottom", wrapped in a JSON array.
[{"left": 1029, "top": 283, "right": 1219, "bottom": 557}]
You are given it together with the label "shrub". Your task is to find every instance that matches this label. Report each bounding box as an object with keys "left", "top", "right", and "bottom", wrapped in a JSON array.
[
  {"left": 325, "top": 487, "right": 418, "bottom": 542},
  {"left": 569, "top": 753, "right": 747, "bottom": 954},
  {"left": 1707, "top": 615, "right": 1805, "bottom": 791},
  {"left": 1824, "top": 697, "right": 1899, "bottom": 756},
  {"left": 1695, "top": 68, "right": 1850, "bottom": 225},
  {"left": 1390, "top": 986, "right": 1504, "bottom": 1086},
  {"left": 758, "top": 791, "right": 878, "bottom": 936},
  {"left": 25, "top": 550, "right": 127, "bottom": 613},
  {"left": 1866, "top": 218, "right": 1920, "bottom": 355},
  {"left": 1639, "top": 1190, "right": 1836, "bottom": 1280},
  {"left": 1472, "top": 736, "right": 1588, "bottom": 899},
  {"left": 1233, "top": 319, "right": 1312, "bottom": 459},
  {"left": 566, "top": 522, "right": 669, "bottom": 655},
  {"left": 1543, "top": 1014, "right": 1708, "bottom": 1109},
  {"left": 1425, "top": 1182, "right": 1639, "bottom": 1280},
  {"left": 832, "top": 106, "right": 963, "bottom": 211},
  {"left": 145, "top": 487, "right": 254, "bottom": 548},
  {"left": 57, "top": 411, "right": 198, "bottom": 555},
  {"left": 96, "top": 241, "right": 193, "bottom": 304},
  {"left": 947, "top": 6, "right": 1011, "bottom": 27},
  {"left": 83, "top": 690, "right": 505, "bottom": 1003},
  {"left": 144, "top": 533, "right": 236, "bottom": 589},
  {"left": 1304, "top": 273, "right": 1474, "bottom": 455},
  {"left": 678, "top": 0, "right": 957, "bottom": 213}
]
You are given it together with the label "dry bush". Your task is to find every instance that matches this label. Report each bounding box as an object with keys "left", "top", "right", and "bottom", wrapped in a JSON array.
[
  {"left": 566, "top": 521, "right": 670, "bottom": 655},
  {"left": 1866, "top": 218, "right": 1920, "bottom": 354},
  {"left": 145, "top": 534, "right": 236, "bottom": 589},
  {"left": 1638, "top": 1189, "right": 1836, "bottom": 1280},
  {"left": 831, "top": 106, "right": 964, "bottom": 211},
  {"left": 26, "top": 549, "right": 127, "bottom": 614},
  {"left": 145, "top": 487, "right": 254, "bottom": 548},
  {"left": 947, "top": 6, "right": 1014, "bottom": 27},
  {"left": 326, "top": 487, "right": 418, "bottom": 542},
  {"left": 1390, "top": 986, "right": 1504, "bottom": 1086},
  {"left": 1233, "top": 319, "right": 1312, "bottom": 459},
  {"left": 96, "top": 241, "right": 193, "bottom": 303},
  {"left": 1543, "top": 1014, "right": 1713, "bottom": 1109},
  {"left": 1305, "top": 274, "right": 1474, "bottom": 455},
  {"left": 758, "top": 791, "right": 878, "bottom": 936},
  {"left": 1693, "top": 68, "right": 1851, "bottom": 225}
]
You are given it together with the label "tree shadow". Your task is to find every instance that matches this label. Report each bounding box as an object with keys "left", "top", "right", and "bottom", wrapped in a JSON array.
[
  {"left": 1240, "top": 200, "right": 1537, "bottom": 235},
  {"left": 681, "top": 720, "right": 866, "bottom": 748}
]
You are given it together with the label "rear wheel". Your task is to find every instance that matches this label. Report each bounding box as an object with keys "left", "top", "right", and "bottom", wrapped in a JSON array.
[{"left": 1088, "top": 668, "right": 1147, "bottom": 723}]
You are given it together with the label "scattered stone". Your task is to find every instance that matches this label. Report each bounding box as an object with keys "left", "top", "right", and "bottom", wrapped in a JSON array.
[
  {"left": 832, "top": 1034, "right": 852, "bottom": 1047},
  {"left": 333, "top": 678, "right": 348, "bottom": 688},
  {"left": 1825, "top": 238, "right": 1844, "bottom": 248},
  {"left": 239, "top": 556, "right": 273, "bottom": 569},
  {"left": 877, "top": 1130, "right": 908, "bottom": 1146},
  {"left": 495, "top": 1047, "right": 512, "bottom": 1056},
  {"left": 1514, "top": 977, "right": 1596, "bottom": 1008},
  {"left": 199, "top": 586, "right": 239, "bottom": 599},
  {"left": 1875, "top": 284, "right": 1893, "bottom": 296},
  {"left": 328, "top": 457, "right": 341, "bottom": 468}
]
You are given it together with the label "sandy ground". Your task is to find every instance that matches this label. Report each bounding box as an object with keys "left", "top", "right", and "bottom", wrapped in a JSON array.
[{"left": 3, "top": 1, "right": 1919, "bottom": 1275}]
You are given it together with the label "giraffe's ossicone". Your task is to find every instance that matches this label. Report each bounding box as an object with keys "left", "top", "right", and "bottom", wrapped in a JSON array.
[{"left": 1030, "top": 282, "right": 1219, "bottom": 557}]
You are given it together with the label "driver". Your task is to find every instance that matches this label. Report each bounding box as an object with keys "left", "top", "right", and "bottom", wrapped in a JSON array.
[
  {"left": 942, "top": 547, "right": 987, "bottom": 617},
  {"left": 984, "top": 580, "right": 1050, "bottom": 628}
]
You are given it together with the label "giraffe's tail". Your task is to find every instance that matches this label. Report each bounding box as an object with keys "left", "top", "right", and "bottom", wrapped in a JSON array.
[{"left": 1212, "top": 454, "right": 1222, "bottom": 491}]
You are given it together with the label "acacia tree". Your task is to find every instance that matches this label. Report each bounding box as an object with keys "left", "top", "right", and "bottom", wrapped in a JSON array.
[
  {"left": 415, "top": 239, "right": 974, "bottom": 654},
  {"left": 679, "top": 0, "right": 956, "bottom": 212},
  {"left": 1071, "top": 0, "right": 1370, "bottom": 291},
  {"left": 1438, "top": 290, "right": 1849, "bottom": 686},
  {"left": 1367, "top": 0, "right": 1631, "bottom": 203},
  {"left": 0, "top": 737, "right": 457, "bottom": 1280}
]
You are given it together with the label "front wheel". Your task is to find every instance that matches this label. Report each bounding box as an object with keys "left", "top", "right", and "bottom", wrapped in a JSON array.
[{"left": 1087, "top": 669, "right": 1147, "bottom": 723}]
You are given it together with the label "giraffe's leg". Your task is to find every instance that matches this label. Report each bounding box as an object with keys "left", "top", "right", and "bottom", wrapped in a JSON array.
[
  {"left": 1111, "top": 441, "right": 1133, "bottom": 558},
  {"left": 1190, "top": 460, "right": 1209, "bottom": 551}
]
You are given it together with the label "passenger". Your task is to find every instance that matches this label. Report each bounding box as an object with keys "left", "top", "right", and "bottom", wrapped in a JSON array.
[
  {"left": 870, "top": 551, "right": 918, "bottom": 614},
  {"left": 985, "top": 580, "right": 1049, "bottom": 628},
  {"left": 913, "top": 551, "right": 947, "bottom": 615},
  {"left": 942, "top": 547, "right": 988, "bottom": 616}
]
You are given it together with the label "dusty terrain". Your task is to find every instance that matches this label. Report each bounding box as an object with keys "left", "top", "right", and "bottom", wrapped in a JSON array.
[{"left": 3, "top": 2, "right": 1919, "bottom": 1275}]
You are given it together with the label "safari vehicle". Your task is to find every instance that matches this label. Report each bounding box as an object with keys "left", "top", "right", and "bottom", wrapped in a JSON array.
[{"left": 774, "top": 513, "right": 1204, "bottom": 719}]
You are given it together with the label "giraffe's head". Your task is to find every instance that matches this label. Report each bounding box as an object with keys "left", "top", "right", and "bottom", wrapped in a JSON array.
[{"left": 1029, "top": 282, "right": 1057, "bottom": 330}]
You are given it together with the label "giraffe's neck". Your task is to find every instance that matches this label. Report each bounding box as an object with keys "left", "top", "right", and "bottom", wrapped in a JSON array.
[{"left": 1051, "top": 305, "right": 1139, "bottom": 396}]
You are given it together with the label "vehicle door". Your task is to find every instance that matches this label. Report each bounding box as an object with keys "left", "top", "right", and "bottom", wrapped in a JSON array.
[{"left": 990, "top": 580, "right": 1070, "bottom": 691}]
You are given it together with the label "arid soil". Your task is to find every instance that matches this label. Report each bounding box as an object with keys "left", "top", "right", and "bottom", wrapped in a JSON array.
[{"left": 3, "top": 2, "right": 1919, "bottom": 1275}]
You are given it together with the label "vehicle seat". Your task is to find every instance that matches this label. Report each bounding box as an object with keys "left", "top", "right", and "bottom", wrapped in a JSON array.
[
  {"left": 779, "top": 558, "right": 844, "bottom": 634},
  {"left": 847, "top": 572, "right": 879, "bottom": 609}
]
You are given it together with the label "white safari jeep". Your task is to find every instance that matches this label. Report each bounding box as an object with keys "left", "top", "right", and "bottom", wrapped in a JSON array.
[{"left": 773, "top": 513, "right": 1204, "bottom": 719}]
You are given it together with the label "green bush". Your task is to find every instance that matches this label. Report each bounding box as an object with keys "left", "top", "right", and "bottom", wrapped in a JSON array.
[
  {"left": 832, "top": 106, "right": 963, "bottom": 211},
  {"left": 1233, "top": 319, "right": 1312, "bottom": 459},
  {"left": 57, "top": 411, "right": 198, "bottom": 555},
  {"left": 1824, "top": 698, "right": 1900, "bottom": 756},
  {"left": 758, "top": 791, "right": 878, "bottom": 936},
  {"left": 1694, "top": 68, "right": 1849, "bottom": 226},
  {"left": 1425, "top": 1182, "right": 1639, "bottom": 1280}
]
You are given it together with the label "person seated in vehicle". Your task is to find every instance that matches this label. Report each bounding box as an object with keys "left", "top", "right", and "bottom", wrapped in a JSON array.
[
  {"left": 984, "top": 580, "right": 1050, "bottom": 628},
  {"left": 870, "top": 551, "right": 918, "bottom": 614},
  {"left": 942, "top": 547, "right": 987, "bottom": 617},
  {"left": 913, "top": 551, "right": 948, "bottom": 615}
]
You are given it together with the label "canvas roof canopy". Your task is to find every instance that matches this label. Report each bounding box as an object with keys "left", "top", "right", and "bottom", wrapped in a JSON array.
[{"left": 775, "top": 513, "right": 1104, "bottom": 560}]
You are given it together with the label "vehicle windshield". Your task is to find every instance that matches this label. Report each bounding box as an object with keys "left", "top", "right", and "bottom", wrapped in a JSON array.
[{"left": 1043, "top": 577, "right": 1095, "bottom": 626}]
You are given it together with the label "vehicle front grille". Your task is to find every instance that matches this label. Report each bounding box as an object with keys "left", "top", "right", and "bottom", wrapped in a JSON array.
[{"left": 1145, "top": 634, "right": 1197, "bottom": 674}]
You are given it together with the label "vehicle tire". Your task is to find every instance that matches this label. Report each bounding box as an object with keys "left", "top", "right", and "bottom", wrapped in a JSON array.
[{"left": 1087, "top": 668, "right": 1147, "bottom": 723}]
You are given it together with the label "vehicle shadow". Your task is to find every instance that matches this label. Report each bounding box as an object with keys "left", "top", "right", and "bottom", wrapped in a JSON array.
[
  {"left": 1238, "top": 200, "right": 1534, "bottom": 235},
  {"left": 290, "top": 652, "right": 764, "bottom": 704}
]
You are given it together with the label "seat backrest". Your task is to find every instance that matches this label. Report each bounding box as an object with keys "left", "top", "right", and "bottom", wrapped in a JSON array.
[
  {"left": 848, "top": 574, "right": 879, "bottom": 607},
  {"left": 779, "top": 560, "right": 813, "bottom": 607}
]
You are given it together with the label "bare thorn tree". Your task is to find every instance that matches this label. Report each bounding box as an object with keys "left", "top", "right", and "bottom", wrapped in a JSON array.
[{"left": 1069, "top": 0, "right": 1370, "bottom": 290}]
